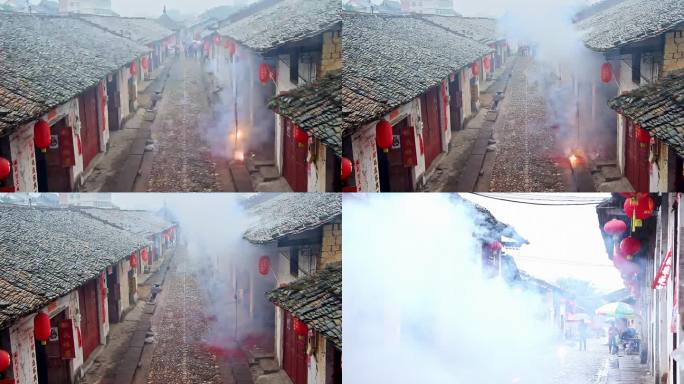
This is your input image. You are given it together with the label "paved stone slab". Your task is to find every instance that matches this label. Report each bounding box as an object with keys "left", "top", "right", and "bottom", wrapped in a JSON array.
[
  {"left": 230, "top": 162, "right": 256, "bottom": 192},
  {"left": 259, "top": 166, "right": 281, "bottom": 181}
]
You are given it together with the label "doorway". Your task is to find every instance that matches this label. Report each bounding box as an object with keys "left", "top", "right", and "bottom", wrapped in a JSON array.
[
  {"left": 282, "top": 118, "right": 308, "bottom": 192},
  {"left": 36, "top": 118, "right": 72, "bottom": 192},
  {"left": 78, "top": 86, "right": 101, "bottom": 170},
  {"left": 624, "top": 119, "right": 649, "bottom": 192},
  {"left": 107, "top": 73, "right": 120, "bottom": 131},
  {"left": 78, "top": 279, "right": 101, "bottom": 362},
  {"left": 282, "top": 311, "right": 307, "bottom": 384},
  {"left": 419, "top": 87, "right": 443, "bottom": 170},
  {"left": 377, "top": 118, "right": 413, "bottom": 192},
  {"left": 36, "top": 311, "right": 71, "bottom": 384},
  {"left": 449, "top": 75, "right": 462, "bottom": 132},
  {"left": 106, "top": 268, "right": 120, "bottom": 324}
]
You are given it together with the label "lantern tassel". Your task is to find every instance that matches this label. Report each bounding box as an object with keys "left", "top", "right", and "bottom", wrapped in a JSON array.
[{"left": 383, "top": 149, "right": 389, "bottom": 153}]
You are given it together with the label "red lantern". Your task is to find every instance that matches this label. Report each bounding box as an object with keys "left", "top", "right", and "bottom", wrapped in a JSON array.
[
  {"left": 376, "top": 119, "right": 393, "bottom": 153},
  {"left": 620, "top": 236, "right": 641, "bottom": 256},
  {"left": 0, "top": 157, "right": 10, "bottom": 180},
  {"left": 130, "top": 254, "right": 138, "bottom": 269},
  {"left": 141, "top": 248, "right": 149, "bottom": 262},
  {"left": 34, "top": 119, "right": 51, "bottom": 152},
  {"left": 294, "top": 125, "right": 308, "bottom": 147},
  {"left": 258, "top": 63, "right": 271, "bottom": 84},
  {"left": 293, "top": 317, "right": 308, "bottom": 336},
  {"left": 624, "top": 195, "right": 654, "bottom": 221},
  {"left": 471, "top": 62, "right": 480, "bottom": 76},
  {"left": 341, "top": 157, "right": 352, "bottom": 181},
  {"left": 258, "top": 256, "right": 271, "bottom": 276},
  {"left": 34, "top": 312, "right": 51, "bottom": 345},
  {"left": 0, "top": 349, "right": 10, "bottom": 372},
  {"left": 601, "top": 63, "right": 612, "bottom": 83},
  {"left": 141, "top": 56, "right": 149, "bottom": 70},
  {"left": 483, "top": 56, "right": 491, "bottom": 71},
  {"left": 636, "top": 124, "right": 650, "bottom": 145},
  {"left": 225, "top": 41, "right": 236, "bottom": 56},
  {"left": 130, "top": 62, "right": 138, "bottom": 76},
  {"left": 214, "top": 34, "right": 221, "bottom": 44},
  {"left": 487, "top": 241, "right": 502, "bottom": 251},
  {"left": 603, "top": 219, "right": 627, "bottom": 236}
]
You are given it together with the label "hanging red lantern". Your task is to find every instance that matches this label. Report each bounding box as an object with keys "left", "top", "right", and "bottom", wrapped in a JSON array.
[
  {"left": 603, "top": 219, "right": 627, "bottom": 236},
  {"left": 130, "top": 254, "right": 138, "bottom": 269},
  {"left": 141, "top": 248, "right": 149, "bottom": 262},
  {"left": 258, "top": 63, "right": 271, "bottom": 84},
  {"left": 0, "top": 157, "right": 10, "bottom": 180},
  {"left": 34, "top": 312, "right": 51, "bottom": 345},
  {"left": 340, "top": 157, "right": 352, "bottom": 181},
  {"left": 376, "top": 119, "right": 393, "bottom": 153},
  {"left": 294, "top": 125, "right": 308, "bottom": 147},
  {"left": 34, "top": 119, "right": 51, "bottom": 152},
  {"left": 214, "top": 34, "right": 221, "bottom": 44},
  {"left": 487, "top": 240, "right": 502, "bottom": 251},
  {"left": 258, "top": 256, "right": 271, "bottom": 276},
  {"left": 620, "top": 236, "right": 641, "bottom": 256},
  {"left": 624, "top": 195, "right": 654, "bottom": 221},
  {"left": 225, "top": 40, "right": 236, "bottom": 56},
  {"left": 293, "top": 317, "right": 308, "bottom": 336},
  {"left": 141, "top": 56, "right": 149, "bottom": 70},
  {"left": 0, "top": 349, "right": 10, "bottom": 372},
  {"left": 483, "top": 56, "right": 491, "bottom": 71},
  {"left": 471, "top": 62, "right": 480, "bottom": 76},
  {"left": 600, "top": 63, "right": 612, "bottom": 83}
]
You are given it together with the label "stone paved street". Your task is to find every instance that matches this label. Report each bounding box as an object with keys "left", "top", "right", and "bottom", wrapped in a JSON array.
[
  {"left": 549, "top": 338, "right": 608, "bottom": 384},
  {"left": 489, "top": 57, "right": 567, "bottom": 192},
  {"left": 145, "top": 58, "right": 227, "bottom": 192}
]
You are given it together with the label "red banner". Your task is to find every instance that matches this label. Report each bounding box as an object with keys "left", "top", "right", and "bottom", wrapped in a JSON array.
[
  {"left": 652, "top": 249, "right": 673, "bottom": 289},
  {"left": 58, "top": 126, "right": 75, "bottom": 167},
  {"left": 58, "top": 319, "right": 75, "bottom": 359},
  {"left": 400, "top": 126, "right": 417, "bottom": 168}
]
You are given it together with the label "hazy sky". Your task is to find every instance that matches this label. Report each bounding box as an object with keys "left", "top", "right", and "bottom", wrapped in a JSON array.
[
  {"left": 110, "top": 0, "right": 252, "bottom": 18},
  {"left": 463, "top": 193, "right": 623, "bottom": 293}
]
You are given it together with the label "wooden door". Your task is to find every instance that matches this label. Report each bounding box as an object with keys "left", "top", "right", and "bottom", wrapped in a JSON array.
[
  {"left": 36, "top": 118, "right": 71, "bottom": 192},
  {"left": 78, "top": 279, "right": 100, "bottom": 362},
  {"left": 449, "top": 77, "right": 462, "bottom": 131},
  {"left": 107, "top": 74, "right": 120, "bottom": 131},
  {"left": 282, "top": 311, "right": 307, "bottom": 384},
  {"left": 38, "top": 311, "right": 71, "bottom": 384},
  {"left": 325, "top": 341, "right": 342, "bottom": 384},
  {"left": 107, "top": 268, "right": 120, "bottom": 323},
  {"left": 282, "top": 118, "right": 308, "bottom": 192},
  {"left": 78, "top": 87, "right": 101, "bottom": 170},
  {"left": 378, "top": 118, "right": 413, "bottom": 192},
  {"left": 420, "top": 87, "right": 443, "bottom": 169},
  {"left": 624, "top": 119, "right": 649, "bottom": 192}
]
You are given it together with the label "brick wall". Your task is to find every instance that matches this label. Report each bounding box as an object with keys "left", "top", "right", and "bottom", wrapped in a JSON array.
[
  {"left": 663, "top": 29, "right": 684, "bottom": 75},
  {"left": 320, "top": 30, "right": 342, "bottom": 75},
  {"left": 320, "top": 222, "right": 341, "bottom": 267}
]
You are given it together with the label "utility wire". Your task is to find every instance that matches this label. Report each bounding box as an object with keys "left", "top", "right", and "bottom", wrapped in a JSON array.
[{"left": 471, "top": 193, "right": 605, "bottom": 206}]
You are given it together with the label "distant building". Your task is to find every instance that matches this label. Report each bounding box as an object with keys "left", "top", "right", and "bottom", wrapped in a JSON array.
[
  {"left": 58, "top": 193, "right": 118, "bottom": 208},
  {"left": 58, "top": 0, "right": 116, "bottom": 16},
  {"left": 400, "top": 0, "right": 456, "bottom": 15}
]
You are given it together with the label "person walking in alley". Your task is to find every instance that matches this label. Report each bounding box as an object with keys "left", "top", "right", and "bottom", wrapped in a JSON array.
[
  {"left": 578, "top": 321, "right": 588, "bottom": 351},
  {"left": 608, "top": 322, "right": 618, "bottom": 354}
]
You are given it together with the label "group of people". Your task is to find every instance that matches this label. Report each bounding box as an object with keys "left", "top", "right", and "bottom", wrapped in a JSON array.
[{"left": 574, "top": 317, "right": 639, "bottom": 354}]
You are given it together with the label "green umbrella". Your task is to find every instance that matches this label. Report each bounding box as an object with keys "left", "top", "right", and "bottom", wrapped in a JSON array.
[{"left": 595, "top": 302, "right": 635, "bottom": 318}]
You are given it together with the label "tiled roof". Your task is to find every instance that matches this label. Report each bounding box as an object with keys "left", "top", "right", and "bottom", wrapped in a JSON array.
[
  {"left": 0, "top": 12, "right": 149, "bottom": 136},
  {"left": 421, "top": 15, "right": 502, "bottom": 44},
  {"left": 269, "top": 71, "right": 342, "bottom": 156},
  {"left": 608, "top": 69, "right": 684, "bottom": 157},
  {"left": 453, "top": 194, "right": 528, "bottom": 245},
  {"left": 79, "top": 15, "right": 175, "bottom": 45},
  {"left": 218, "top": 0, "right": 341, "bottom": 53},
  {"left": 79, "top": 207, "right": 175, "bottom": 237},
  {"left": 0, "top": 205, "right": 149, "bottom": 330},
  {"left": 267, "top": 262, "right": 341, "bottom": 349},
  {"left": 576, "top": 0, "right": 684, "bottom": 51},
  {"left": 342, "top": 13, "right": 493, "bottom": 134},
  {"left": 244, "top": 193, "right": 341, "bottom": 244},
  {"left": 157, "top": 13, "right": 183, "bottom": 31}
]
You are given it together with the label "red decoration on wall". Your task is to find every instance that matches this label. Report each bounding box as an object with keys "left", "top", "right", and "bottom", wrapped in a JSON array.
[
  {"left": 141, "top": 248, "right": 149, "bottom": 262},
  {"left": 652, "top": 248, "right": 673, "bottom": 289},
  {"left": 225, "top": 40, "right": 236, "bottom": 56},
  {"left": 601, "top": 63, "right": 612, "bottom": 83},
  {"left": 340, "top": 157, "right": 352, "bottom": 181},
  {"left": 214, "top": 34, "right": 221, "bottom": 44},
  {"left": 141, "top": 56, "right": 149, "bottom": 70},
  {"left": 0, "top": 157, "right": 10, "bottom": 180},
  {"left": 483, "top": 56, "right": 491, "bottom": 71},
  {"left": 603, "top": 219, "right": 627, "bottom": 236},
  {"left": 258, "top": 256, "right": 271, "bottom": 276},
  {"left": 620, "top": 236, "right": 641, "bottom": 257},
  {"left": 258, "top": 63, "right": 271, "bottom": 84},
  {"left": 34, "top": 120, "right": 51, "bottom": 152},
  {"left": 294, "top": 125, "right": 308, "bottom": 147},
  {"left": 293, "top": 317, "right": 308, "bottom": 336},
  {"left": 130, "top": 254, "right": 138, "bottom": 269},
  {"left": 376, "top": 119, "right": 393, "bottom": 153},
  {"left": 129, "top": 62, "right": 138, "bottom": 76},
  {"left": 400, "top": 125, "right": 418, "bottom": 167},
  {"left": 59, "top": 125, "right": 76, "bottom": 167},
  {"left": 471, "top": 62, "right": 480, "bottom": 76},
  {"left": 624, "top": 195, "right": 655, "bottom": 223},
  {"left": 0, "top": 349, "right": 10, "bottom": 372},
  {"left": 58, "top": 319, "right": 76, "bottom": 360},
  {"left": 636, "top": 124, "right": 650, "bottom": 146},
  {"left": 34, "top": 312, "right": 51, "bottom": 345},
  {"left": 487, "top": 241, "right": 503, "bottom": 251}
]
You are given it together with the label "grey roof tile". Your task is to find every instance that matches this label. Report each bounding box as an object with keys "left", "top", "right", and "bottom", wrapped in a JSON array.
[
  {"left": 79, "top": 207, "right": 175, "bottom": 237},
  {"left": 78, "top": 14, "right": 175, "bottom": 45},
  {"left": 243, "top": 193, "right": 341, "bottom": 244},
  {"left": 266, "top": 262, "right": 341, "bottom": 349},
  {"left": 421, "top": 15, "right": 502, "bottom": 44}
]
